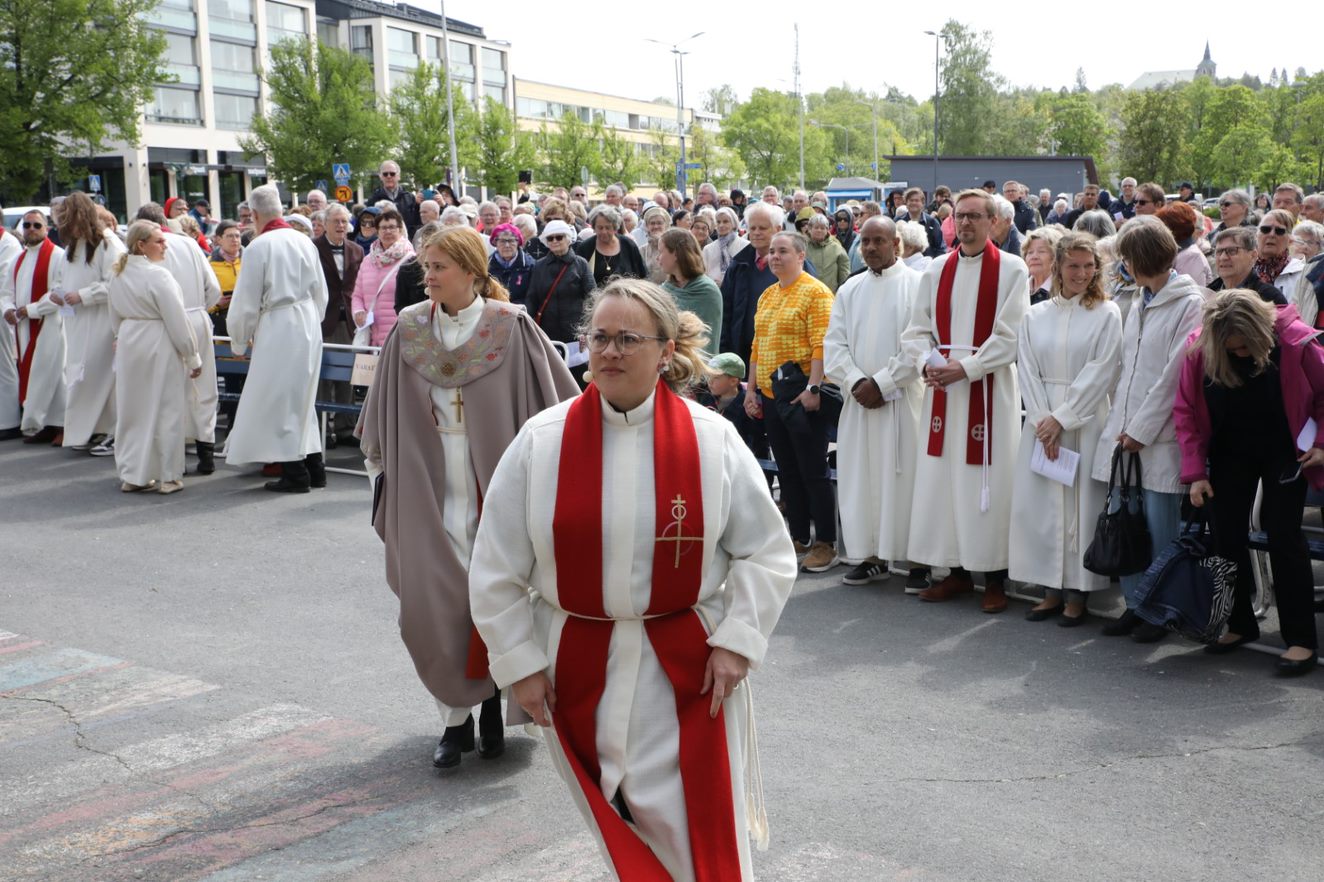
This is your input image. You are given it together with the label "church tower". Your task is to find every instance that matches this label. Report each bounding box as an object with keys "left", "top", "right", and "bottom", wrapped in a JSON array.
[{"left": 1196, "top": 41, "right": 1216, "bottom": 78}]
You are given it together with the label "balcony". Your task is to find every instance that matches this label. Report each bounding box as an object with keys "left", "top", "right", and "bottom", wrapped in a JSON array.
[
  {"left": 213, "top": 69, "right": 259, "bottom": 92},
  {"left": 208, "top": 16, "right": 256, "bottom": 42},
  {"left": 388, "top": 51, "right": 418, "bottom": 70},
  {"left": 148, "top": 6, "right": 196, "bottom": 31},
  {"left": 166, "top": 63, "right": 201, "bottom": 87}
]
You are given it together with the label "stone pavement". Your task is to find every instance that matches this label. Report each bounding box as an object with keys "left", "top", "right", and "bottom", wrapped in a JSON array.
[{"left": 3, "top": 439, "right": 1323, "bottom": 881}]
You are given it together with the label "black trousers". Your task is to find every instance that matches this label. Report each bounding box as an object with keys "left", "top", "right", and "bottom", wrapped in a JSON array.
[
  {"left": 1208, "top": 453, "right": 1317, "bottom": 650},
  {"left": 762, "top": 395, "right": 835, "bottom": 545}
]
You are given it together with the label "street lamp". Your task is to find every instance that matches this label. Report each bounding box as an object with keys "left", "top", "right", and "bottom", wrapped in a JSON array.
[
  {"left": 924, "top": 29, "right": 941, "bottom": 195},
  {"left": 854, "top": 99, "right": 879, "bottom": 180},
  {"left": 646, "top": 31, "right": 705, "bottom": 198}
]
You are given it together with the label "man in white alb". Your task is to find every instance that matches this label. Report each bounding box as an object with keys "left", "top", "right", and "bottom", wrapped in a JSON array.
[{"left": 1, "top": 211, "right": 66, "bottom": 443}]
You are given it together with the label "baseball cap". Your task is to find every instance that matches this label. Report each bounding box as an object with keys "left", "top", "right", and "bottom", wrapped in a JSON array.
[{"left": 705, "top": 353, "right": 746, "bottom": 379}]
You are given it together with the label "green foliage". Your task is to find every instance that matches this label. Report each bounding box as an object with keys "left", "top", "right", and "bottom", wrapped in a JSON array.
[
  {"left": 935, "top": 20, "right": 1006, "bottom": 155},
  {"left": 1117, "top": 87, "right": 1190, "bottom": 185},
  {"left": 642, "top": 127, "right": 678, "bottom": 189},
  {"left": 0, "top": 0, "right": 169, "bottom": 201},
  {"left": 387, "top": 63, "right": 478, "bottom": 188},
  {"left": 686, "top": 123, "right": 745, "bottom": 190},
  {"left": 471, "top": 97, "right": 534, "bottom": 197},
  {"left": 597, "top": 124, "right": 639, "bottom": 191},
  {"left": 1209, "top": 124, "right": 1272, "bottom": 189},
  {"left": 1292, "top": 93, "right": 1324, "bottom": 189},
  {"left": 1046, "top": 92, "right": 1109, "bottom": 158},
  {"left": 241, "top": 40, "right": 393, "bottom": 195},
  {"left": 720, "top": 88, "right": 829, "bottom": 188},
  {"left": 536, "top": 111, "right": 600, "bottom": 189}
]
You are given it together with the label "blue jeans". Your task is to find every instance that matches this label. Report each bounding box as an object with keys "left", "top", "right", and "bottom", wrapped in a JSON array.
[{"left": 1115, "top": 488, "right": 1184, "bottom": 609}]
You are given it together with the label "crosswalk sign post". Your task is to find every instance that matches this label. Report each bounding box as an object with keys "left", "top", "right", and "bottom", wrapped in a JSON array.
[{"left": 332, "top": 163, "right": 351, "bottom": 187}]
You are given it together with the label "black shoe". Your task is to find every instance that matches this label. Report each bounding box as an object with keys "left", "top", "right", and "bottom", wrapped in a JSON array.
[
  {"left": 1025, "top": 603, "right": 1063, "bottom": 622},
  {"left": 904, "top": 568, "right": 930, "bottom": 595},
  {"left": 306, "top": 452, "right": 327, "bottom": 488},
  {"left": 266, "top": 459, "right": 311, "bottom": 493},
  {"left": 1203, "top": 632, "right": 1259, "bottom": 655},
  {"left": 1058, "top": 610, "right": 1090, "bottom": 628},
  {"left": 433, "top": 715, "right": 476, "bottom": 768},
  {"left": 0, "top": 427, "right": 22, "bottom": 441},
  {"left": 477, "top": 693, "right": 505, "bottom": 759},
  {"left": 843, "top": 560, "right": 889, "bottom": 586},
  {"left": 264, "top": 477, "right": 311, "bottom": 493},
  {"left": 1275, "top": 652, "right": 1318, "bottom": 677},
  {"left": 1131, "top": 622, "right": 1168, "bottom": 644},
  {"left": 1101, "top": 609, "right": 1141, "bottom": 637},
  {"left": 195, "top": 442, "right": 216, "bottom": 475}
]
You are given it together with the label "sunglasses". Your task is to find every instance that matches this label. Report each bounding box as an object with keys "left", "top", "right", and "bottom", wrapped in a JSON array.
[
  {"left": 1134, "top": 199, "right": 1152, "bottom": 206},
  {"left": 381, "top": 171, "right": 398, "bottom": 176},
  {"left": 545, "top": 234, "right": 567, "bottom": 242},
  {"left": 1214, "top": 247, "right": 1245, "bottom": 257},
  {"left": 1260, "top": 225, "right": 1288, "bottom": 236},
  {"left": 21, "top": 221, "right": 44, "bottom": 229},
  {"left": 1219, "top": 200, "right": 1238, "bottom": 208}
]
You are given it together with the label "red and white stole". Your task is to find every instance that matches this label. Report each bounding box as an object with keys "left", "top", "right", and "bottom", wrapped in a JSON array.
[
  {"left": 549, "top": 379, "right": 741, "bottom": 882},
  {"left": 928, "top": 242, "right": 1001, "bottom": 465},
  {"left": 13, "top": 238, "right": 55, "bottom": 404}
]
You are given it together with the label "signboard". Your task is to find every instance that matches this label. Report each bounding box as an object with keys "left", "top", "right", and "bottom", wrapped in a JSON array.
[
  {"left": 335, "top": 185, "right": 353, "bottom": 203},
  {"left": 351, "top": 353, "right": 379, "bottom": 387},
  {"left": 87, "top": 174, "right": 102, "bottom": 192},
  {"left": 315, "top": 179, "right": 328, "bottom": 193},
  {"left": 332, "top": 163, "right": 351, "bottom": 186}
]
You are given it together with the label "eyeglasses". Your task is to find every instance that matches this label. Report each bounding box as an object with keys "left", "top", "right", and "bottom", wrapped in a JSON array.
[
  {"left": 545, "top": 234, "right": 566, "bottom": 242},
  {"left": 584, "top": 330, "right": 667, "bottom": 354},
  {"left": 376, "top": 224, "right": 400, "bottom": 231},
  {"left": 1260, "top": 225, "right": 1288, "bottom": 236},
  {"left": 495, "top": 237, "right": 518, "bottom": 245},
  {"left": 381, "top": 171, "right": 398, "bottom": 177},
  {"left": 953, "top": 212, "right": 988, "bottom": 222},
  {"left": 1219, "top": 200, "right": 1238, "bottom": 208},
  {"left": 1134, "top": 199, "right": 1153, "bottom": 206},
  {"left": 1213, "top": 246, "right": 1245, "bottom": 257},
  {"left": 1293, "top": 237, "right": 1320, "bottom": 248},
  {"left": 21, "top": 221, "right": 44, "bottom": 229}
]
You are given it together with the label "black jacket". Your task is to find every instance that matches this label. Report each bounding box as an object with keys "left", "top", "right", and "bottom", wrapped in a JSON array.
[
  {"left": 901, "top": 211, "right": 946, "bottom": 258},
  {"left": 718, "top": 246, "right": 818, "bottom": 369},
  {"left": 393, "top": 257, "right": 427, "bottom": 313},
  {"left": 367, "top": 186, "right": 422, "bottom": 236},
  {"left": 574, "top": 234, "right": 647, "bottom": 282},
  {"left": 525, "top": 251, "right": 595, "bottom": 344},
  {"left": 1209, "top": 272, "right": 1286, "bottom": 306},
  {"left": 1011, "top": 199, "right": 1039, "bottom": 234},
  {"left": 489, "top": 250, "right": 536, "bottom": 305}
]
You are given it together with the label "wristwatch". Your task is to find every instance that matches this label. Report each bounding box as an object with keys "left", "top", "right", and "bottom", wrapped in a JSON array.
[{"left": 807, "top": 384, "right": 820, "bottom": 395}]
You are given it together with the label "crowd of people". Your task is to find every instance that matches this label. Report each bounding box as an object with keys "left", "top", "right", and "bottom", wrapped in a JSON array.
[{"left": 5, "top": 160, "right": 1324, "bottom": 882}]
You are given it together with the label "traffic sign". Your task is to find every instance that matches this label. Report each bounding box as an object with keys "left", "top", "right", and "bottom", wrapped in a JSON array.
[
  {"left": 87, "top": 174, "right": 102, "bottom": 192},
  {"left": 335, "top": 185, "right": 353, "bottom": 203},
  {"left": 315, "top": 179, "right": 329, "bottom": 193},
  {"left": 332, "top": 163, "right": 351, "bottom": 186}
]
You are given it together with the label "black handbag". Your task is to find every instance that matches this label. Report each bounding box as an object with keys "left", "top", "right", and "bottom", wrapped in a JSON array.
[
  {"left": 1083, "top": 445, "right": 1153, "bottom": 576},
  {"left": 769, "top": 361, "right": 842, "bottom": 434},
  {"left": 1134, "top": 506, "right": 1237, "bottom": 644}
]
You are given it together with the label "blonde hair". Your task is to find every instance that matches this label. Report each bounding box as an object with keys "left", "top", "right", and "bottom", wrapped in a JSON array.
[
  {"left": 578, "top": 277, "right": 709, "bottom": 393},
  {"left": 1194, "top": 289, "right": 1278, "bottom": 389},
  {"left": 1052, "top": 232, "right": 1107, "bottom": 308},
  {"left": 114, "top": 220, "right": 161, "bottom": 274},
  {"left": 419, "top": 226, "right": 509, "bottom": 302}
]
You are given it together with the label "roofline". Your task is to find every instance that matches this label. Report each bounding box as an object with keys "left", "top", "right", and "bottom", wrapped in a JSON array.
[{"left": 313, "top": 0, "right": 485, "bottom": 37}]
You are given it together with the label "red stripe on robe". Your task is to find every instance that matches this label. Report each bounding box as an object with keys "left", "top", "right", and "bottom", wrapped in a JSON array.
[{"left": 14, "top": 238, "right": 56, "bottom": 404}]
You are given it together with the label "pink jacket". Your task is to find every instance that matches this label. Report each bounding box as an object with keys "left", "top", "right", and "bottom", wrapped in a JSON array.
[
  {"left": 1173, "top": 304, "right": 1324, "bottom": 489},
  {"left": 351, "top": 242, "right": 414, "bottom": 347}
]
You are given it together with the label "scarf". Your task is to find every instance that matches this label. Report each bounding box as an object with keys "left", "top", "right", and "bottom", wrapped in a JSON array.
[
  {"left": 550, "top": 380, "right": 741, "bottom": 881},
  {"left": 492, "top": 249, "right": 519, "bottom": 270},
  {"left": 260, "top": 217, "right": 291, "bottom": 234},
  {"left": 836, "top": 228, "right": 855, "bottom": 252},
  {"left": 717, "top": 232, "right": 738, "bottom": 273},
  {"left": 370, "top": 236, "right": 413, "bottom": 268},
  {"left": 1254, "top": 252, "right": 1291, "bottom": 285}
]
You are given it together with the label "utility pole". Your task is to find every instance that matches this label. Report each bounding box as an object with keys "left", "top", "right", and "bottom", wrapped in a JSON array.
[
  {"left": 647, "top": 32, "right": 704, "bottom": 199},
  {"left": 795, "top": 24, "right": 804, "bottom": 191},
  {"left": 924, "top": 29, "right": 941, "bottom": 195},
  {"left": 439, "top": 1, "right": 461, "bottom": 193}
]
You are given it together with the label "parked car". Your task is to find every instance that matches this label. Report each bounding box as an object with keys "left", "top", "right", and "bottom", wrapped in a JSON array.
[{"left": 4, "top": 205, "right": 50, "bottom": 231}]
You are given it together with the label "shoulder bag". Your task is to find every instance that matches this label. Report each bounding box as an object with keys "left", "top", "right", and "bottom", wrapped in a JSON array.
[
  {"left": 1083, "top": 445, "right": 1153, "bottom": 576},
  {"left": 1133, "top": 505, "right": 1237, "bottom": 644}
]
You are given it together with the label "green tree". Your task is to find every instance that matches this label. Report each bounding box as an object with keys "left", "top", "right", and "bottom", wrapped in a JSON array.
[
  {"left": 703, "top": 84, "right": 738, "bottom": 116},
  {"left": 536, "top": 111, "right": 600, "bottom": 188},
  {"left": 242, "top": 40, "right": 393, "bottom": 195},
  {"left": 686, "top": 122, "right": 745, "bottom": 190},
  {"left": 936, "top": 20, "right": 1006, "bottom": 155},
  {"left": 1209, "top": 124, "right": 1273, "bottom": 189},
  {"left": 0, "top": 0, "right": 168, "bottom": 201},
  {"left": 387, "top": 63, "right": 477, "bottom": 188},
  {"left": 720, "top": 88, "right": 828, "bottom": 187},
  {"left": 1117, "top": 87, "right": 1190, "bottom": 185},
  {"left": 471, "top": 97, "right": 533, "bottom": 197},
  {"left": 1045, "top": 92, "right": 1109, "bottom": 158},
  {"left": 1292, "top": 93, "right": 1324, "bottom": 189},
  {"left": 597, "top": 124, "right": 639, "bottom": 191},
  {"left": 642, "top": 127, "right": 679, "bottom": 189}
]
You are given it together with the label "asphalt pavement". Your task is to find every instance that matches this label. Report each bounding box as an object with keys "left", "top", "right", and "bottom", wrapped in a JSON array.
[{"left": 3, "top": 437, "right": 1323, "bottom": 882}]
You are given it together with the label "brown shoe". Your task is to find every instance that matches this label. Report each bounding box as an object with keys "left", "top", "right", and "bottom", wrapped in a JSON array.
[
  {"left": 918, "top": 573, "right": 974, "bottom": 602},
  {"left": 801, "top": 542, "right": 840, "bottom": 573},
  {"left": 792, "top": 540, "right": 812, "bottom": 558},
  {"left": 981, "top": 580, "right": 1009, "bottom": 614}
]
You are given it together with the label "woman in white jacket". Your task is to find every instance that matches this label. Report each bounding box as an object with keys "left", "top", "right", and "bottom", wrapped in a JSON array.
[
  {"left": 108, "top": 221, "right": 202, "bottom": 494},
  {"left": 1090, "top": 218, "right": 1205, "bottom": 642},
  {"left": 702, "top": 207, "right": 748, "bottom": 286}
]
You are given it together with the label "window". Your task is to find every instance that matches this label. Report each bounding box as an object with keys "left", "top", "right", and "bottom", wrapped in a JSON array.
[
  {"left": 149, "top": 0, "right": 196, "bottom": 32},
  {"left": 214, "top": 92, "right": 258, "bottom": 129},
  {"left": 516, "top": 97, "right": 547, "bottom": 119},
  {"left": 209, "top": 0, "right": 254, "bottom": 41},
  {"left": 448, "top": 40, "right": 474, "bottom": 82},
  {"left": 425, "top": 35, "right": 442, "bottom": 62},
  {"left": 266, "top": 1, "right": 305, "bottom": 46},
  {"left": 317, "top": 19, "right": 339, "bottom": 48},
  {"left": 387, "top": 26, "right": 416, "bottom": 69},
  {"left": 480, "top": 47, "right": 504, "bottom": 86},
  {"left": 164, "top": 32, "right": 195, "bottom": 65},
  {"left": 603, "top": 109, "right": 629, "bottom": 129},
  {"left": 483, "top": 84, "right": 505, "bottom": 104},
  {"left": 350, "top": 24, "right": 372, "bottom": 60},
  {"left": 211, "top": 40, "right": 258, "bottom": 91},
  {"left": 149, "top": 86, "right": 201, "bottom": 125}
]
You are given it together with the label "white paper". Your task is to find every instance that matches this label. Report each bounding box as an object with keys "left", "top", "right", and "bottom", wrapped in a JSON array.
[
  {"left": 565, "top": 339, "right": 590, "bottom": 368},
  {"left": 925, "top": 348, "right": 947, "bottom": 369},
  {"left": 1298, "top": 417, "right": 1317, "bottom": 452},
  {"left": 360, "top": 311, "right": 375, "bottom": 328},
  {"left": 1030, "top": 439, "right": 1080, "bottom": 486}
]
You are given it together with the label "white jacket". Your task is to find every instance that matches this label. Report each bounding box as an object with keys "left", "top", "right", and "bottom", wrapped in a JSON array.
[
  {"left": 1091, "top": 273, "right": 1207, "bottom": 493},
  {"left": 701, "top": 234, "right": 748, "bottom": 286}
]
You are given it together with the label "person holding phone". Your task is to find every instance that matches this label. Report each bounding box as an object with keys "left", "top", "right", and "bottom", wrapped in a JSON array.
[{"left": 1174, "top": 290, "right": 1324, "bottom": 675}]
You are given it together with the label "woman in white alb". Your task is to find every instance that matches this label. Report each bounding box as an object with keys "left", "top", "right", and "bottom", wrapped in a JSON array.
[
  {"left": 1010, "top": 232, "right": 1122, "bottom": 625},
  {"left": 108, "top": 221, "right": 202, "bottom": 494}
]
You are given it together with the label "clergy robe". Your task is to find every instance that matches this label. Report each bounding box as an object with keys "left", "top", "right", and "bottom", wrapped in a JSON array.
[
  {"left": 1, "top": 240, "right": 66, "bottom": 433},
  {"left": 823, "top": 260, "right": 923, "bottom": 563},
  {"left": 58, "top": 230, "right": 125, "bottom": 446},
  {"left": 469, "top": 390, "right": 798, "bottom": 882},
  {"left": 1009, "top": 296, "right": 1123, "bottom": 591},
  {"left": 0, "top": 232, "right": 21, "bottom": 431},
  {"left": 901, "top": 246, "right": 1029, "bottom": 572},
  {"left": 358, "top": 297, "right": 579, "bottom": 718},
  {"left": 107, "top": 256, "right": 202, "bottom": 486},
  {"left": 161, "top": 231, "right": 222, "bottom": 443},
  {"left": 223, "top": 227, "right": 327, "bottom": 464}
]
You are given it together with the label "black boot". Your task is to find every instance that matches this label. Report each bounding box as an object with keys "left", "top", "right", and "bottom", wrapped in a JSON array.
[
  {"left": 433, "top": 714, "right": 475, "bottom": 768},
  {"left": 478, "top": 690, "right": 505, "bottom": 759},
  {"left": 306, "top": 451, "right": 326, "bottom": 488},
  {"left": 265, "top": 458, "right": 311, "bottom": 493},
  {"left": 195, "top": 442, "right": 216, "bottom": 475}
]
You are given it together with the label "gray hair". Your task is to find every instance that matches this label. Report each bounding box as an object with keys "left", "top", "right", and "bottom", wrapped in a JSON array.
[
  {"left": 806, "top": 213, "right": 831, "bottom": 231},
  {"left": 1221, "top": 189, "right": 1252, "bottom": 209},
  {"left": 1073, "top": 209, "right": 1116, "bottom": 238},
  {"left": 1295, "top": 220, "right": 1324, "bottom": 244},
  {"left": 621, "top": 209, "right": 638, "bottom": 228},
  {"left": 771, "top": 229, "right": 808, "bottom": 254},
  {"left": 1274, "top": 182, "right": 1305, "bottom": 203},
  {"left": 1303, "top": 194, "right": 1324, "bottom": 212},
  {"left": 237, "top": 201, "right": 249, "bottom": 214},
  {"left": 413, "top": 220, "right": 443, "bottom": 250},
  {"left": 1120, "top": 177, "right": 1137, "bottom": 188},
  {"left": 511, "top": 214, "right": 537, "bottom": 241},
  {"left": 897, "top": 220, "right": 928, "bottom": 251},
  {"left": 991, "top": 194, "right": 1015, "bottom": 221},
  {"left": 587, "top": 204, "right": 623, "bottom": 231},
  {"left": 311, "top": 209, "right": 327, "bottom": 225},
  {"left": 478, "top": 200, "right": 499, "bottom": 214},
  {"left": 1215, "top": 225, "right": 1258, "bottom": 252},
  {"left": 715, "top": 206, "right": 739, "bottom": 228},
  {"left": 326, "top": 204, "right": 350, "bottom": 222},
  {"left": 744, "top": 201, "right": 785, "bottom": 229},
  {"left": 1053, "top": 198, "right": 1070, "bottom": 214},
  {"left": 604, "top": 184, "right": 624, "bottom": 198},
  {"left": 441, "top": 206, "right": 470, "bottom": 226},
  {"left": 248, "top": 184, "right": 282, "bottom": 219},
  {"left": 306, "top": 189, "right": 327, "bottom": 202},
  {"left": 135, "top": 203, "right": 167, "bottom": 225}
]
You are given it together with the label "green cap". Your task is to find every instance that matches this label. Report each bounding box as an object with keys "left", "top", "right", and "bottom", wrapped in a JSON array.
[{"left": 705, "top": 352, "right": 746, "bottom": 379}]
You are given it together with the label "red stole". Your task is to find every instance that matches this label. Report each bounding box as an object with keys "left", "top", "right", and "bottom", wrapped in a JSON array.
[
  {"left": 928, "top": 243, "right": 1001, "bottom": 465},
  {"left": 549, "top": 380, "right": 740, "bottom": 882},
  {"left": 260, "top": 217, "right": 292, "bottom": 234},
  {"left": 13, "top": 238, "right": 56, "bottom": 404}
]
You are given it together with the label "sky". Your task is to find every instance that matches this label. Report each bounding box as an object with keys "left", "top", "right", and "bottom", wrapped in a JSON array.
[{"left": 425, "top": 1, "right": 1315, "bottom": 109}]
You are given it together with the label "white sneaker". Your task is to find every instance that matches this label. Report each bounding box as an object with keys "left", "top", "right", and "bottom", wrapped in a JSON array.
[{"left": 90, "top": 438, "right": 115, "bottom": 456}]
